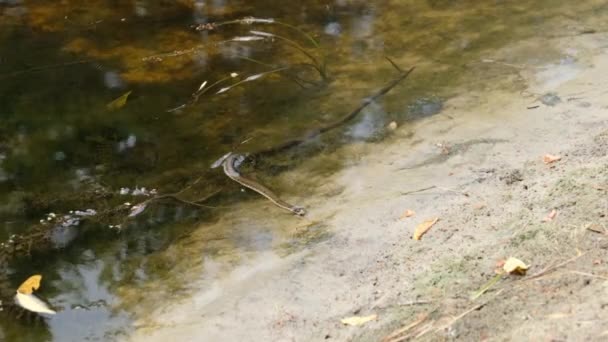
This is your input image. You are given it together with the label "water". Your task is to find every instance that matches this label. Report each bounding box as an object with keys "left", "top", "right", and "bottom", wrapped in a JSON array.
[{"left": 1, "top": 0, "right": 607, "bottom": 340}]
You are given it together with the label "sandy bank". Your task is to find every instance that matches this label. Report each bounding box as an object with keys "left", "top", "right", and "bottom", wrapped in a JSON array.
[{"left": 129, "top": 30, "right": 608, "bottom": 341}]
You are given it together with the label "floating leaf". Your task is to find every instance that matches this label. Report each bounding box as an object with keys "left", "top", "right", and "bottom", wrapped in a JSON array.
[
  {"left": 413, "top": 218, "right": 439, "bottom": 240},
  {"left": 503, "top": 257, "right": 529, "bottom": 275},
  {"left": 14, "top": 292, "right": 56, "bottom": 315},
  {"left": 341, "top": 314, "right": 377, "bottom": 326},
  {"left": 106, "top": 90, "right": 132, "bottom": 110},
  {"left": 129, "top": 203, "right": 147, "bottom": 217},
  {"left": 542, "top": 154, "right": 561, "bottom": 164},
  {"left": 17, "top": 275, "right": 42, "bottom": 294},
  {"left": 400, "top": 209, "right": 415, "bottom": 220}
]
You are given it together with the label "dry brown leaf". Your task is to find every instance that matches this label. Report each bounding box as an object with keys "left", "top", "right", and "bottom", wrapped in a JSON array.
[
  {"left": 17, "top": 275, "right": 42, "bottom": 294},
  {"left": 413, "top": 218, "right": 439, "bottom": 240},
  {"left": 542, "top": 154, "right": 561, "bottom": 164},
  {"left": 400, "top": 209, "right": 415, "bottom": 220},
  {"left": 503, "top": 257, "right": 529, "bottom": 275},
  {"left": 542, "top": 209, "right": 558, "bottom": 222},
  {"left": 341, "top": 314, "right": 377, "bottom": 326}
]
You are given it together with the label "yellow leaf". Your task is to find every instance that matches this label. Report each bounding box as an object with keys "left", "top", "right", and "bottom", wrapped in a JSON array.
[
  {"left": 341, "top": 314, "right": 377, "bottom": 326},
  {"left": 413, "top": 217, "right": 439, "bottom": 240},
  {"left": 503, "top": 257, "right": 529, "bottom": 275},
  {"left": 106, "top": 90, "right": 132, "bottom": 110},
  {"left": 17, "top": 274, "right": 42, "bottom": 294}
]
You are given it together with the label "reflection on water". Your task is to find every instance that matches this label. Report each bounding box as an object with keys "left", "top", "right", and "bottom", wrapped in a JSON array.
[{"left": 1, "top": 0, "right": 608, "bottom": 340}]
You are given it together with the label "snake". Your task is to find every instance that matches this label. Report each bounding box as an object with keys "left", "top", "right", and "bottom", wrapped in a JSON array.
[{"left": 212, "top": 152, "right": 306, "bottom": 216}]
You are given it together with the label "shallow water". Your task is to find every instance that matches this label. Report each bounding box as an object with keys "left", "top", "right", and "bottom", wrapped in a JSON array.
[{"left": 1, "top": 0, "right": 607, "bottom": 340}]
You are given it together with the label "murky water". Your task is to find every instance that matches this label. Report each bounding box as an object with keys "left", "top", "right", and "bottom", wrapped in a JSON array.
[{"left": 1, "top": 0, "right": 607, "bottom": 340}]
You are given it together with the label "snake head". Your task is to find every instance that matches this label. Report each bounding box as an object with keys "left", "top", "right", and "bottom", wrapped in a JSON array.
[{"left": 292, "top": 206, "right": 307, "bottom": 216}]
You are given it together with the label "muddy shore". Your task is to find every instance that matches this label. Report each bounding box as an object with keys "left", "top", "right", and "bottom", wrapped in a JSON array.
[{"left": 129, "top": 29, "right": 608, "bottom": 341}]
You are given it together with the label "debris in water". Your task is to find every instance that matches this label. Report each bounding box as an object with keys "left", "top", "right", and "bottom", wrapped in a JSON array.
[
  {"left": 15, "top": 275, "right": 56, "bottom": 315},
  {"left": 106, "top": 90, "right": 132, "bottom": 110},
  {"left": 15, "top": 292, "right": 56, "bottom": 315},
  {"left": 17, "top": 275, "right": 42, "bottom": 295},
  {"left": 129, "top": 203, "right": 147, "bottom": 217}
]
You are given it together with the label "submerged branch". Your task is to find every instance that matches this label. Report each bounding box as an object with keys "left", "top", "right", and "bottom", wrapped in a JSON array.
[{"left": 252, "top": 65, "right": 415, "bottom": 158}]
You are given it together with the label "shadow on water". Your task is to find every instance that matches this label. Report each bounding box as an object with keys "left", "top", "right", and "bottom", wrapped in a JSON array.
[{"left": 1, "top": 0, "right": 608, "bottom": 340}]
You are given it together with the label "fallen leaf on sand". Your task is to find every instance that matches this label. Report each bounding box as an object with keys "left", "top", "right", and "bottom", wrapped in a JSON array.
[
  {"left": 341, "top": 314, "right": 377, "bottom": 326},
  {"left": 503, "top": 257, "right": 529, "bottom": 275},
  {"left": 17, "top": 275, "right": 42, "bottom": 295},
  {"left": 413, "top": 218, "right": 439, "bottom": 240},
  {"left": 400, "top": 209, "right": 415, "bottom": 219},
  {"left": 542, "top": 154, "right": 561, "bottom": 164},
  {"left": 542, "top": 209, "right": 558, "bottom": 222}
]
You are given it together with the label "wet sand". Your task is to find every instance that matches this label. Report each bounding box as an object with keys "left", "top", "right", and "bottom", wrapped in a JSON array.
[{"left": 129, "top": 27, "right": 608, "bottom": 341}]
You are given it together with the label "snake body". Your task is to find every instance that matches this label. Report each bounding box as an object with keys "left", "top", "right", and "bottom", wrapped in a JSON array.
[{"left": 212, "top": 152, "right": 306, "bottom": 216}]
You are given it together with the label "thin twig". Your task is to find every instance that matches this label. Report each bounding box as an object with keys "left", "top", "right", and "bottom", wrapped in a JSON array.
[
  {"left": 385, "top": 56, "right": 404, "bottom": 73},
  {"left": 525, "top": 252, "right": 587, "bottom": 281},
  {"left": 436, "top": 186, "right": 470, "bottom": 197},
  {"left": 383, "top": 314, "right": 429, "bottom": 342},
  {"left": 567, "top": 270, "right": 608, "bottom": 280},
  {"left": 434, "top": 290, "right": 503, "bottom": 334},
  {"left": 252, "top": 66, "right": 415, "bottom": 158},
  {"left": 401, "top": 185, "right": 437, "bottom": 196}
]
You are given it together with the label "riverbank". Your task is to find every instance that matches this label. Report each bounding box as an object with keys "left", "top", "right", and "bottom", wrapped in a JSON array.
[{"left": 128, "top": 23, "right": 608, "bottom": 342}]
